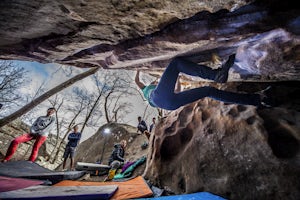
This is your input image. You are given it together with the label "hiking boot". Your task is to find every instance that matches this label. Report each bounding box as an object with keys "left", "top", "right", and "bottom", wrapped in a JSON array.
[{"left": 214, "top": 54, "right": 236, "bottom": 83}]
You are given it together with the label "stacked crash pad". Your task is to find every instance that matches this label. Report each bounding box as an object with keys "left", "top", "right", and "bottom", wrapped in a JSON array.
[
  {"left": 0, "top": 185, "right": 118, "bottom": 200},
  {"left": 0, "top": 176, "right": 43, "bottom": 192},
  {"left": 76, "top": 162, "right": 111, "bottom": 175},
  {"left": 55, "top": 175, "right": 153, "bottom": 200},
  {"left": 0, "top": 161, "right": 117, "bottom": 200},
  {"left": 0, "top": 161, "right": 85, "bottom": 184}
]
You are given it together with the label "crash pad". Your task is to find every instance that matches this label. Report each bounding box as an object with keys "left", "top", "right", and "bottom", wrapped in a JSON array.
[
  {"left": 0, "top": 176, "right": 43, "bottom": 192},
  {"left": 76, "top": 162, "right": 110, "bottom": 175},
  {"left": 0, "top": 161, "right": 85, "bottom": 184},
  {"left": 0, "top": 185, "right": 118, "bottom": 200},
  {"left": 55, "top": 175, "right": 153, "bottom": 200},
  {"left": 136, "top": 192, "right": 227, "bottom": 200},
  {"left": 113, "top": 156, "right": 146, "bottom": 180}
]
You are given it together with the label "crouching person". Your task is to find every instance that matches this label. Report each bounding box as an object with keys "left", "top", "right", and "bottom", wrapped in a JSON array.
[{"left": 105, "top": 140, "right": 127, "bottom": 181}]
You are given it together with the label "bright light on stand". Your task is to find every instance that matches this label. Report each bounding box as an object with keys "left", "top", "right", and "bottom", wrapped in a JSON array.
[{"left": 103, "top": 128, "right": 111, "bottom": 135}]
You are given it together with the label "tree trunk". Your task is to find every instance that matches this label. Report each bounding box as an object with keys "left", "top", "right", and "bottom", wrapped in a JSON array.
[
  {"left": 80, "top": 92, "right": 102, "bottom": 134},
  {"left": 104, "top": 80, "right": 118, "bottom": 123},
  {"left": 104, "top": 91, "right": 114, "bottom": 123},
  {"left": 0, "top": 67, "right": 99, "bottom": 128}
]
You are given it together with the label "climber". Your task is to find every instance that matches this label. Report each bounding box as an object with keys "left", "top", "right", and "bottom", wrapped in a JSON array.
[
  {"left": 106, "top": 140, "right": 127, "bottom": 181},
  {"left": 2, "top": 107, "right": 56, "bottom": 162},
  {"left": 62, "top": 125, "right": 82, "bottom": 171},
  {"left": 135, "top": 54, "right": 272, "bottom": 110}
]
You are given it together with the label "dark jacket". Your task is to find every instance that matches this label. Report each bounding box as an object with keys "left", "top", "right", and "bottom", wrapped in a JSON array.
[
  {"left": 137, "top": 120, "right": 148, "bottom": 133},
  {"left": 149, "top": 123, "right": 155, "bottom": 132},
  {"left": 108, "top": 144, "right": 125, "bottom": 165},
  {"left": 66, "top": 132, "right": 81, "bottom": 147}
]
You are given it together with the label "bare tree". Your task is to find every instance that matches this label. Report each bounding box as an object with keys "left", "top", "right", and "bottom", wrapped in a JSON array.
[
  {"left": 0, "top": 61, "right": 27, "bottom": 112},
  {"left": 48, "top": 95, "right": 64, "bottom": 143},
  {"left": 0, "top": 67, "right": 99, "bottom": 127},
  {"left": 49, "top": 82, "right": 109, "bottom": 164},
  {"left": 49, "top": 91, "right": 89, "bottom": 163},
  {"left": 80, "top": 85, "right": 105, "bottom": 133},
  {"left": 100, "top": 70, "right": 135, "bottom": 123},
  {"left": 110, "top": 94, "right": 132, "bottom": 123}
]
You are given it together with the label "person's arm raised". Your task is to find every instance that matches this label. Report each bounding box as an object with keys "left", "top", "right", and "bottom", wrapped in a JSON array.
[{"left": 135, "top": 70, "right": 146, "bottom": 90}]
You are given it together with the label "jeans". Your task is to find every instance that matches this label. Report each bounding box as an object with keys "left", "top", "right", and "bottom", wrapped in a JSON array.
[
  {"left": 4, "top": 133, "right": 47, "bottom": 162},
  {"left": 151, "top": 57, "right": 261, "bottom": 110},
  {"left": 110, "top": 160, "right": 122, "bottom": 170}
]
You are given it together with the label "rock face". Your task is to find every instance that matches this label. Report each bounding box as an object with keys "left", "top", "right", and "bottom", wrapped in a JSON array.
[
  {"left": 0, "top": 120, "right": 66, "bottom": 170},
  {"left": 0, "top": 1, "right": 299, "bottom": 82},
  {"left": 0, "top": 0, "right": 300, "bottom": 199},
  {"left": 0, "top": 0, "right": 247, "bottom": 66},
  {"left": 144, "top": 82, "right": 300, "bottom": 200}
]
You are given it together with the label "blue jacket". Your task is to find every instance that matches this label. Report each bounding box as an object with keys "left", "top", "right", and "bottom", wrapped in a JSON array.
[{"left": 66, "top": 132, "right": 81, "bottom": 147}]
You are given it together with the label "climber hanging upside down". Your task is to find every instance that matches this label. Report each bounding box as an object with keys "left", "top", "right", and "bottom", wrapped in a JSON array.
[{"left": 135, "top": 54, "right": 272, "bottom": 110}]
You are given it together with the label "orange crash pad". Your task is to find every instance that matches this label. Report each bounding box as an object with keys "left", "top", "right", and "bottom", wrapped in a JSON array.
[{"left": 54, "top": 176, "right": 153, "bottom": 200}]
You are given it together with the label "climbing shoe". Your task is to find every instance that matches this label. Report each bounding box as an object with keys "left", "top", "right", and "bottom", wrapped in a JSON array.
[
  {"left": 214, "top": 54, "right": 236, "bottom": 83},
  {"left": 257, "top": 86, "right": 274, "bottom": 109}
]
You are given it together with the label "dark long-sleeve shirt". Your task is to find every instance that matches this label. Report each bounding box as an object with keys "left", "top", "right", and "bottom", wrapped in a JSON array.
[
  {"left": 66, "top": 132, "right": 81, "bottom": 147},
  {"left": 137, "top": 120, "right": 148, "bottom": 133},
  {"left": 108, "top": 144, "right": 125, "bottom": 165},
  {"left": 149, "top": 123, "right": 155, "bottom": 132}
]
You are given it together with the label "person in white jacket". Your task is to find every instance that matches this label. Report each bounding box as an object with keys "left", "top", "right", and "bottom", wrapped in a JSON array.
[{"left": 2, "top": 107, "right": 56, "bottom": 162}]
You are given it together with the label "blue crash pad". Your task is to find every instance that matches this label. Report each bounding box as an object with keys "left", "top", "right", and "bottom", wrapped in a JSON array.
[{"left": 136, "top": 192, "right": 227, "bottom": 200}]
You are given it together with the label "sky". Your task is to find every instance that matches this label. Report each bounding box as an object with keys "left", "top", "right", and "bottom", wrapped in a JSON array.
[{"left": 2, "top": 60, "right": 157, "bottom": 141}]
